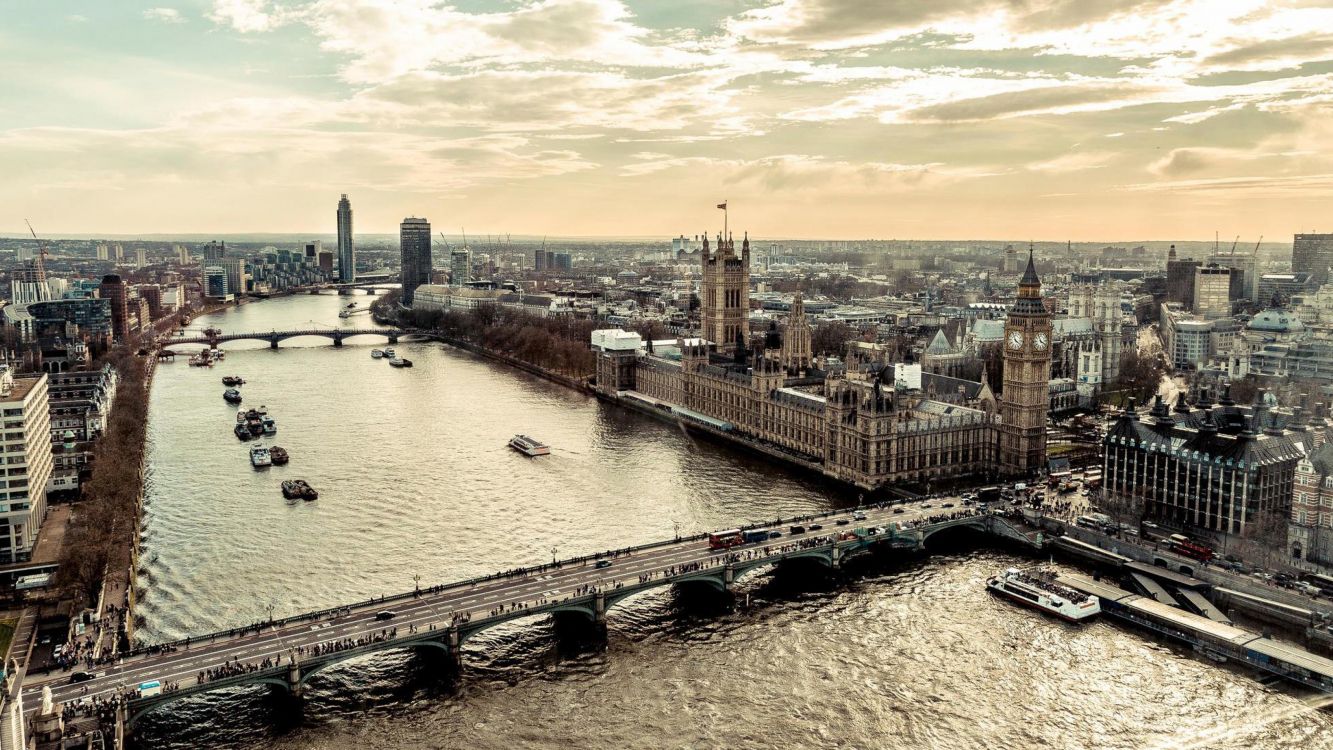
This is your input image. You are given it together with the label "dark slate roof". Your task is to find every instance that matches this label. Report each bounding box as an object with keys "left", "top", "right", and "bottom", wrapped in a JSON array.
[
  {"left": 1020, "top": 248, "right": 1040, "bottom": 286},
  {"left": 1106, "top": 405, "right": 1306, "bottom": 469},
  {"left": 921, "top": 372, "right": 984, "bottom": 400}
]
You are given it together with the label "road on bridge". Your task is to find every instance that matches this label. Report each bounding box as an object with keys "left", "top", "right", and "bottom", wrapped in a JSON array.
[{"left": 22, "top": 498, "right": 1006, "bottom": 719}]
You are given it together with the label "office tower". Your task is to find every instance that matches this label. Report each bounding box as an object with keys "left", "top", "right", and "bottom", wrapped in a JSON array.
[
  {"left": 1294, "top": 234, "right": 1333, "bottom": 287},
  {"left": 202, "top": 240, "right": 225, "bottom": 261},
  {"left": 1194, "top": 265, "right": 1232, "bottom": 318},
  {"left": 303, "top": 240, "right": 321, "bottom": 263},
  {"left": 99, "top": 274, "right": 129, "bottom": 340},
  {"left": 1166, "top": 246, "right": 1201, "bottom": 307},
  {"left": 450, "top": 247, "right": 471, "bottom": 287},
  {"left": 337, "top": 194, "right": 355, "bottom": 283},
  {"left": 203, "top": 266, "right": 229, "bottom": 299},
  {"left": 0, "top": 371, "right": 52, "bottom": 564},
  {"left": 318, "top": 251, "right": 334, "bottom": 273},
  {"left": 534, "top": 247, "right": 546, "bottom": 272},
  {"left": 221, "top": 258, "right": 246, "bottom": 297},
  {"left": 400, "top": 217, "right": 432, "bottom": 306}
]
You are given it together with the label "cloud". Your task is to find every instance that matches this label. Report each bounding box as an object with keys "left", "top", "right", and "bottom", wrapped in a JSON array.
[
  {"left": 143, "top": 7, "right": 186, "bottom": 24},
  {"left": 1026, "top": 151, "right": 1114, "bottom": 173},
  {"left": 0, "top": 124, "right": 597, "bottom": 195},
  {"left": 730, "top": 0, "right": 1178, "bottom": 46},
  {"left": 296, "top": 0, "right": 708, "bottom": 84},
  {"left": 621, "top": 153, "right": 1000, "bottom": 192},
  {"left": 1203, "top": 32, "right": 1333, "bottom": 70},
  {"left": 208, "top": 0, "right": 285, "bottom": 33},
  {"left": 906, "top": 83, "right": 1149, "bottom": 122},
  {"left": 356, "top": 68, "right": 740, "bottom": 133}
]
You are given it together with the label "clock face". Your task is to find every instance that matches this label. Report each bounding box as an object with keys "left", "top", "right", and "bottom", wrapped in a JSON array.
[
  {"left": 1008, "top": 330, "right": 1024, "bottom": 350},
  {"left": 1033, "top": 332, "right": 1048, "bottom": 351}
]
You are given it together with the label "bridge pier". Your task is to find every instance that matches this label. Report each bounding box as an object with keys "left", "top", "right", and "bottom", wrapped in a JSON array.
[
  {"left": 287, "top": 662, "right": 304, "bottom": 698},
  {"left": 333, "top": 334, "right": 343, "bottom": 347},
  {"left": 831, "top": 545, "right": 841, "bottom": 570},
  {"left": 593, "top": 591, "right": 607, "bottom": 626},
  {"left": 447, "top": 627, "right": 462, "bottom": 669},
  {"left": 723, "top": 563, "right": 736, "bottom": 590},
  {"left": 388, "top": 332, "right": 399, "bottom": 344},
  {"left": 270, "top": 337, "right": 279, "bottom": 349}
]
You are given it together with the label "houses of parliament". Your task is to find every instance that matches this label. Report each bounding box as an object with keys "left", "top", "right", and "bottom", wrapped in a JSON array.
[{"left": 592, "top": 232, "right": 1050, "bottom": 491}]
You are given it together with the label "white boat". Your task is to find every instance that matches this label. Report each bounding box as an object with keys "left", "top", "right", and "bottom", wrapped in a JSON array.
[
  {"left": 388, "top": 357, "right": 412, "bottom": 368},
  {"left": 509, "top": 434, "right": 550, "bottom": 457},
  {"left": 985, "top": 568, "right": 1100, "bottom": 622},
  {"left": 338, "top": 310, "right": 352, "bottom": 318},
  {"left": 383, "top": 347, "right": 396, "bottom": 359},
  {"left": 371, "top": 349, "right": 385, "bottom": 359},
  {"left": 249, "top": 445, "right": 272, "bottom": 468}
]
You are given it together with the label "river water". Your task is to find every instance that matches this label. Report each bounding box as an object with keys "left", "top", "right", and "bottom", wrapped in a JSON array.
[{"left": 135, "top": 293, "right": 1333, "bottom": 749}]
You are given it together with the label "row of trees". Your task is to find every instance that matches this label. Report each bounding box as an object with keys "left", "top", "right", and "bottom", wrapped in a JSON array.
[
  {"left": 57, "top": 336, "right": 150, "bottom": 606},
  {"left": 400, "top": 302, "right": 598, "bottom": 378}
]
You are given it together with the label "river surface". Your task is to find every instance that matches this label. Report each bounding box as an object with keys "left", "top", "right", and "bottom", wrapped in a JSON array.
[{"left": 136, "top": 293, "right": 1333, "bottom": 749}]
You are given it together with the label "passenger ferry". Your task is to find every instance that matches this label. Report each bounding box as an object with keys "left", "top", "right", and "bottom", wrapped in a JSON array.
[
  {"left": 249, "top": 445, "right": 272, "bottom": 468},
  {"left": 371, "top": 349, "right": 385, "bottom": 359},
  {"left": 508, "top": 435, "right": 550, "bottom": 456},
  {"left": 986, "top": 568, "right": 1101, "bottom": 622}
]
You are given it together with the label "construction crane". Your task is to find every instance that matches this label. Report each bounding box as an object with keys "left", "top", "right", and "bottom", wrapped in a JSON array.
[
  {"left": 1229, "top": 235, "right": 1240, "bottom": 255},
  {"left": 22, "top": 219, "right": 49, "bottom": 281}
]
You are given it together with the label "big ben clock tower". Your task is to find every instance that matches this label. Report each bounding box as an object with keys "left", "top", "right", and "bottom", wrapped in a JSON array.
[{"left": 999, "top": 247, "right": 1051, "bottom": 476}]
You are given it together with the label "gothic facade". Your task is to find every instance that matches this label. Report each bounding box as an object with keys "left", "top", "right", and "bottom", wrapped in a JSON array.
[{"left": 592, "top": 233, "right": 1050, "bottom": 490}]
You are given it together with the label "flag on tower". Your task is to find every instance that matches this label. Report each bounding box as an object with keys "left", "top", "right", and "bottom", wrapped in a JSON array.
[{"left": 716, "top": 202, "right": 727, "bottom": 210}]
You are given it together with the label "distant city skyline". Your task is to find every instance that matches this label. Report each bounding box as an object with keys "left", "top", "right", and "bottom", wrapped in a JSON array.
[{"left": 3, "top": 1, "right": 1332, "bottom": 239}]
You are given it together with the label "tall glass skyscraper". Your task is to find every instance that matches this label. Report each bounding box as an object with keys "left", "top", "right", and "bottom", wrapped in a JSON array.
[
  {"left": 399, "top": 217, "right": 432, "bottom": 305},
  {"left": 337, "top": 194, "right": 355, "bottom": 283}
]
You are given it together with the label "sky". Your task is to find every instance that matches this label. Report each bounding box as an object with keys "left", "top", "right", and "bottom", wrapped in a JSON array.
[{"left": 3, "top": 0, "right": 1332, "bottom": 240}]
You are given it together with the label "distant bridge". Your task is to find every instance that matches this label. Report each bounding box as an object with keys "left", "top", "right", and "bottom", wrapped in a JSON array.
[{"left": 167, "top": 327, "right": 408, "bottom": 349}]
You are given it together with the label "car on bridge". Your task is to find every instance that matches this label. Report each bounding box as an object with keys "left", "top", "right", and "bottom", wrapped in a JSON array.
[
  {"left": 595, "top": 560, "right": 613, "bottom": 569},
  {"left": 852, "top": 511, "right": 867, "bottom": 521},
  {"left": 69, "top": 671, "right": 97, "bottom": 684},
  {"left": 790, "top": 525, "right": 806, "bottom": 535},
  {"left": 809, "top": 523, "right": 823, "bottom": 531},
  {"left": 375, "top": 611, "right": 396, "bottom": 621}
]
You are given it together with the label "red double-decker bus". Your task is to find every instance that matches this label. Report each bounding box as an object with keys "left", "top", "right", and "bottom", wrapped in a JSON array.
[
  {"left": 708, "top": 529, "right": 743, "bottom": 550},
  {"left": 1170, "top": 538, "right": 1214, "bottom": 562}
]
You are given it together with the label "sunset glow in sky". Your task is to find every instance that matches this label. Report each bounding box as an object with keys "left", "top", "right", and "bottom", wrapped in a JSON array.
[{"left": 4, "top": 0, "right": 1333, "bottom": 238}]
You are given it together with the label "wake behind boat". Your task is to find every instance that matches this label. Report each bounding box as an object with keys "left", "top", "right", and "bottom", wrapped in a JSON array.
[
  {"left": 509, "top": 434, "right": 550, "bottom": 456},
  {"left": 986, "top": 567, "right": 1100, "bottom": 622}
]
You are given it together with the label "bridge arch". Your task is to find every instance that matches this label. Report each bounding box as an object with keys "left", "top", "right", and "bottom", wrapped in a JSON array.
[
  {"left": 295, "top": 638, "right": 450, "bottom": 690},
  {"left": 127, "top": 676, "right": 291, "bottom": 728}
]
